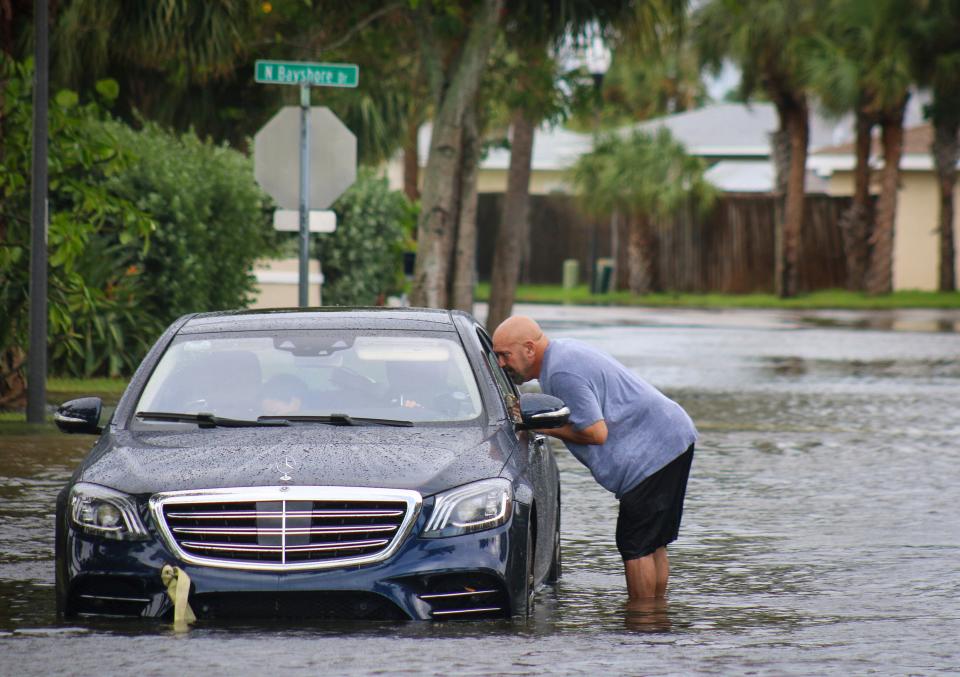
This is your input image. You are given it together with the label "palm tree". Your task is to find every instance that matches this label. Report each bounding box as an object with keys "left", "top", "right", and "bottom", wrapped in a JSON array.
[
  {"left": 569, "top": 128, "right": 715, "bottom": 293},
  {"left": 910, "top": 0, "right": 960, "bottom": 292},
  {"left": 50, "top": 0, "right": 258, "bottom": 141},
  {"left": 409, "top": 0, "right": 503, "bottom": 309},
  {"left": 485, "top": 0, "right": 685, "bottom": 330},
  {"left": 696, "top": 0, "right": 824, "bottom": 298}
]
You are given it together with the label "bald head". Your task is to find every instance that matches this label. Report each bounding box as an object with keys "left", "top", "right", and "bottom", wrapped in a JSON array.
[
  {"left": 493, "top": 315, "right": 543, "bottom": 345},
  {"left": 492, "top": 315, "right": 549, "bottom": 384}
]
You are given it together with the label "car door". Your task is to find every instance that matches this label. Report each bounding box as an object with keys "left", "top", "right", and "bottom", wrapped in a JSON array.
[{"left": 474, "top": 325, "right": 559, "bottom": 583}]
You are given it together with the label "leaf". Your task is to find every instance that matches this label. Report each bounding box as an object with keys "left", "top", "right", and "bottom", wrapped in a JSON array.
[
  {"left": 95, "top": 78, "right": 120, "bottom": 101},
  {"left": 55, "top": 89, "right": 80, "bottom": 108}
]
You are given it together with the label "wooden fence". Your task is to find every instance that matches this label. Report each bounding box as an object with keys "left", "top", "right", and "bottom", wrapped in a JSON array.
[{"left": 476, "top": 192, "right": 852, "bottom": 293}]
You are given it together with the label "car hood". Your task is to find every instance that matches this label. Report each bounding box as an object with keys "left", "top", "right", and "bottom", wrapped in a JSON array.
[{"left": 77, "top": 424, "right": 511, "bottom": 498}]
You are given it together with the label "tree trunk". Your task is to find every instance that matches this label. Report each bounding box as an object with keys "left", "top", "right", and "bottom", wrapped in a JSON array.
[
  {"left": 775, "top": 97, "right": 809, "bottom": 298},
  {"left": 933, "top": 119, "right": 959, "bottom": 292},
  {"left": 450, "top": 104, "right": 480, "bottom": 313},
  {"left": 627, "top": 213, "right": 655, "bottom": 294},
  {"left": 410, "top": 0, "right": 502, "bottom": 308},
  {"left": 769, "top": 125, "right": 789, "bottom": 294},
  {"left": 0, "top": 347, "right": 27, "bottom": 409},
  {"left": 613, "top": 210, "right": 629, "bottom": 291},
  {"left": 402, "top": 117, "right": 420, "bottom": 202},
  {"left": 486, "top": 108, "right": 535, "bottom": 330},
  {"left": 839, "top": 106, "right": 875, "bottom": 291},
  {"left": 866, "top": 101, "right": 907, "bottom": 295}
]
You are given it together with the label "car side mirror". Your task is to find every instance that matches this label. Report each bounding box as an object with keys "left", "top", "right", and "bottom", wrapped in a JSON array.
[
  {"left": 55, "top": 397, "right": 103, "bottom": 435},
  {"left": 517, "top": 393, "right": 570, "bottom": 430}
]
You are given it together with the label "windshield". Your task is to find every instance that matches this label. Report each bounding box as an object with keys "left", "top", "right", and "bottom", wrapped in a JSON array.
[{"left": 134, "top": 330, "right": 484, "bottom": 424}]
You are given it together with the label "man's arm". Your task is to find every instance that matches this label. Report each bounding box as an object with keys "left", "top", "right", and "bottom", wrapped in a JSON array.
[{"left": 537, "top": 419, "right": 608, "bottom": 445}]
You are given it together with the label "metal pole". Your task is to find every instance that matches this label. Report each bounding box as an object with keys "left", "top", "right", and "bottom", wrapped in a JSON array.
[
  {"left": 27, "top": 0, "right": 49, "bottom": 423},
  {"left": 298, "top": 84, "right": 310, "bottom": 307}
]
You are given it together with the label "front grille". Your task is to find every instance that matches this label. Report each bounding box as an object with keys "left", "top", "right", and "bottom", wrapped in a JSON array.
[{"left": 150, "top": 486, "right": 421, "bottom": 571}]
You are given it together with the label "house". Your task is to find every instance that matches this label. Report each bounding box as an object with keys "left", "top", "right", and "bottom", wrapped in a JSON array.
[
  {"left": 809, "top": 123, "right": 960, "bottom": 291},
  {"left": 384, "top": 101, "right": 955, "bottom": 292}
]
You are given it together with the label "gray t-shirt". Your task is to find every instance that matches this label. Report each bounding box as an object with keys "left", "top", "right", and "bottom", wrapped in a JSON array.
[{"left": 538, "top": 338, "right": 697, "bottom": 499}]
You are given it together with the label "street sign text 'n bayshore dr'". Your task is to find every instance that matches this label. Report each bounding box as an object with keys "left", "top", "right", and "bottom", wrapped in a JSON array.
[{"left": 255, "top": 60, "right": 359, "bottom": 88}]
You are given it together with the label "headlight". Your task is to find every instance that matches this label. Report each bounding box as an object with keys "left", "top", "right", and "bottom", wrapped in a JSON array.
[
  {"left": 422, "top": 478, "right": 513, "bottom": 538},
  {"left": 69, "top": 482, "right": 148, "bottom": 540}
]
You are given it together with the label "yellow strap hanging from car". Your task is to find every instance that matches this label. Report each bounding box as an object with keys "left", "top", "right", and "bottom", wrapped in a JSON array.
[{"left": 161, "top": 564, "right": 197, "bottom": 629}]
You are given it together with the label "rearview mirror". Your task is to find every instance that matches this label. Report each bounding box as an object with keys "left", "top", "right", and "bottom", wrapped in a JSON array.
[
  {"left": 55, "top": 397, "right": 103, "bottom": 435},
  {"left": 517, "top": 393, "right": 569, "bottom": 430}
]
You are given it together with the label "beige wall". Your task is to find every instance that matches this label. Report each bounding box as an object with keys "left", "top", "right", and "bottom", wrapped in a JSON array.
[
  {"left": 475, "top": 169, "right": 572, "bottom": 195},
  {"left": 828, "top": 170, "right": 960, "bottom": 291},
  {"left": 249, "top": 258, "right": 322, "bottom": 308},
  {"left": 386, "top": 162, "right": 573, "bottom": 196}
]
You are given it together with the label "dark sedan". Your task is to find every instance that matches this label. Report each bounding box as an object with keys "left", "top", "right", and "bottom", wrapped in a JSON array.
[{"left": 54, "top": 308, "right": 569, "bottom": 621}]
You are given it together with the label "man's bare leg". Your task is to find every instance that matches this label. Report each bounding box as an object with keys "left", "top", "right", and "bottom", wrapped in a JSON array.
[
  {"left": 653, "top": 546, "right": 669, "bottom": 597},
  {"left": 624, "top": 553, "right": 658, "bottom": 599},
  {"left": 624, "top": 547, "right": 670, "bottom": 600}
]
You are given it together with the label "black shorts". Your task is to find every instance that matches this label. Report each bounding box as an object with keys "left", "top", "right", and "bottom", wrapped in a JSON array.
[{"left": 616, "top": 444, "right": 694, "bottom": 561}]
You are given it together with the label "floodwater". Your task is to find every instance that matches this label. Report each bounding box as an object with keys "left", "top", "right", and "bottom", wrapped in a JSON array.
[{"left": 1, "top": 305, "right": 959, "bottom": 675}]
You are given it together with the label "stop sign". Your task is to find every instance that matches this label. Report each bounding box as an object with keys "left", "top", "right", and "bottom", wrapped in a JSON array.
[{"left": 254, "top": 106, "right": 357, "bottom": 210}]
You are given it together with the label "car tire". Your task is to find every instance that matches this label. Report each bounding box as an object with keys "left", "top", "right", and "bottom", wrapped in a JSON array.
[
  {"left": 546, "top": 517, "right": 561, "bottom": 583},
  {"left": 525, "top": 526, "right": 536, "bottom": 617}
]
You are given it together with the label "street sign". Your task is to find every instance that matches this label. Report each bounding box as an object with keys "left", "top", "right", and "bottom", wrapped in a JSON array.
[
  {"left": 273, "top": 209, "right": 337, "bottom": 233},
  {"left": 254, "top": 106, "right": 357, "bottom": 210},
  {"left": 254, "top": 61, "right": 359, "bottom": 307},
  {"left": 255, "top": 60, "right": 359, "bottom": 88}
]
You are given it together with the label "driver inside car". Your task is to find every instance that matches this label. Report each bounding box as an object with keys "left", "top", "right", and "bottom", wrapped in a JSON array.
[{"left": 260, "top": 373, "right": 308, "bottom": 416}]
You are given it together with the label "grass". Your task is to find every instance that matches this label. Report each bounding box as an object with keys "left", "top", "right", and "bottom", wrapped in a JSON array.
[
  {"left": 48, "top": 377, "right": 128, "bottom": 395},
  {"left": 473, "top": 284, "right": 960, "bottom": 310}
]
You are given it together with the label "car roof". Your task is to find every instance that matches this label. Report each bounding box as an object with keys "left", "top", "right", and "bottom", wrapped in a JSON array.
[{"left": 178, "top": 307, "right": 469, "bottom": 335}]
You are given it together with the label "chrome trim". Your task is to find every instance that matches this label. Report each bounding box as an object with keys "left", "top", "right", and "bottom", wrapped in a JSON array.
[
  {"left": 171, "top": 524, "right": 398, "bottom": 536},
  {"left": 54, "top": 412, "right": 87, "bottom": 425},
  {"left": 431, "top": 607, "right": 503, "bottom": 616},
  {"left": 420, "top": 589, "right": 498, "bottom": 601},
  {"left": 165, "top": 508, "right": 405, "bottom": 520},
  {"left": 149, "top": 486, "right": 422, "bottom": 572},
  {"left": 78, "top": 594, "right": 151, "bottom": 604},
  {"left": 530, "top": 406, "right": 570, "bottom": 420},
  {"left": 180, "top": 538, "right": 391, "bottom": 553}
]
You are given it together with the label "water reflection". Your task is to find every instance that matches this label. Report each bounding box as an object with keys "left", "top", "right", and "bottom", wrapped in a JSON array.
[{"left": 624, "top": 598, "right": 672, "bottom": 633}]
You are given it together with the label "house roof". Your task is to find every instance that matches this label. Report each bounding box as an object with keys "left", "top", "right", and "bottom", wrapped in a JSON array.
[
  {"left": 630, "top": 103, "right": 853, "bottom": 157},
  {"left": 704, "top": 160, "right": 831, "bottom": 193},
  {"left": 413, "top": 98, "right": 931, "bottom": 177},
  {"left": 809, "top": 122, "right": 959, "bottom": 174},
  {"left": 417, "top": 103, "right": 857, "bottom": 173},
  {"left": 813, "top": 123, "right": 935, "bottom": 156}
]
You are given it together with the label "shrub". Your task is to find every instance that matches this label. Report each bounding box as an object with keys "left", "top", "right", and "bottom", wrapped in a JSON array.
[
  {"left": 275, "top": 169, "right": 414, "bottom": 306},
  {"left": 0, "top": 57, "right": 159, "bottom": 403},
  {"left": 105, "top": 120, "right": 276, "bottom": 321}
]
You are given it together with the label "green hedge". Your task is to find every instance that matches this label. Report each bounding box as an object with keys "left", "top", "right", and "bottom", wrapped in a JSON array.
[
  {"left": 277, "top": 168, "right": 415, "bottom": 307},
  {"left": 106, "top": 120, "right": 275, "bottom": 321},
  {"left": 1, "top": 56, "right": 275, "bottom": 398}
]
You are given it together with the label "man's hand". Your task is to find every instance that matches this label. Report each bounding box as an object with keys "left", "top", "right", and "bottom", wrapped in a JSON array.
[{"left": 536, "top": 419, "right": 608, "bottom": 445}]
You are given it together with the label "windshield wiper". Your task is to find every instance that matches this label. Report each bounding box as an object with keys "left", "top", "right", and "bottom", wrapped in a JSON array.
[
  {"left": 257, "top": 413, "right": 413, "bottom": 427},
  {"left": 136, "top": 411, "right": 290, "bottom": 428}
]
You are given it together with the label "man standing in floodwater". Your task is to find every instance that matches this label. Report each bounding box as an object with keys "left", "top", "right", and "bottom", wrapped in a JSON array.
[{"left": 492, "top": 315, "right": 696, "bottom": 600}]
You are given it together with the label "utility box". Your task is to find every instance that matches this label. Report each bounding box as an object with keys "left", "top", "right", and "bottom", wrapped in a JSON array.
[
  {"left": 562, "top": 259, "right": 579, "bottom": 291},
  {"left": 593, "top": 257, "right": 614, "bottom": 294}
]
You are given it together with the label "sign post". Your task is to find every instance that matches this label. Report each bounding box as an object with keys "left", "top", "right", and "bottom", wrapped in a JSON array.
[
  {"left": 298, "top": 85, "right": 310, "bottom": 307},
  {"left": 254, "top": 60, "right": 358, "bottom": 307}
]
